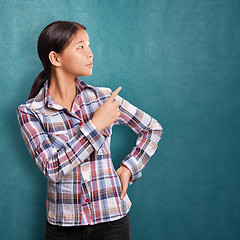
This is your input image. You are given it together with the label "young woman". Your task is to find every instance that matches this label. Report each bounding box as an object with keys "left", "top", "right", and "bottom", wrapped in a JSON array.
[{"left": 16, "top": 20, "right": 163, "bottom": 240}]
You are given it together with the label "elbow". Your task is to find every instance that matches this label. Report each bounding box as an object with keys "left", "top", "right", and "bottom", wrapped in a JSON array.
[
  {"left": 151, "top": 118, "right": 163, "bottom": 138},
  {"left": 156, "top": 122, "right": 163, "bottom": 142},
  {"left": 148, "top": 119, "right": 163, "bottom": 145},
  {"left": 158, "top": 122, "right": 163, "bottom": 138}
]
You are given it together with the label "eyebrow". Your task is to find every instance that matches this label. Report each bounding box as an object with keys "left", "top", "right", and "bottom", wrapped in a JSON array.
[{"left": 74, "top": 39, "right": 90, "bottom": 45}]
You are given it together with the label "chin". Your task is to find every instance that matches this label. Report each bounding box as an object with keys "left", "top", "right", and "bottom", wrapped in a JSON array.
[
  {"left": 77, "top": 70, "right": 93, "bottom": 77},
  {"left": 85, "top": 71, "right": 93, "bottom": 76}
]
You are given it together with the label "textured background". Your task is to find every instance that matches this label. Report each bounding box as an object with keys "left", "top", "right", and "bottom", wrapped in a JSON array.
[{"left": 0, "top": 0, "right": 240, "bottom": 239}]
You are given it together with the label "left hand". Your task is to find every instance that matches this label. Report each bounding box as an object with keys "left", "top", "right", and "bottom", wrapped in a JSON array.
[{"left": 116, "top": 165, "right": 132, "bottom": 200}]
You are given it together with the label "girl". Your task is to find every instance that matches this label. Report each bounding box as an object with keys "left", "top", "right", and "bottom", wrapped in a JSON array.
[{"left": 16, "top": 20, "right": 163, "bottom": 240}]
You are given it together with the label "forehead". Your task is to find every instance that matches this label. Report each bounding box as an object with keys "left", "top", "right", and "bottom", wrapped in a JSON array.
[{"left": 71, "top": 29, "right": 90, "bottom": 44}]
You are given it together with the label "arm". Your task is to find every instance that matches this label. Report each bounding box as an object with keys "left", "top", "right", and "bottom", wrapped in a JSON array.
[
  {"left": 16, "top": 105, "right": 105, "bottom": 183},
  {"left": 113, "top": 92, "right": 163, "bottom": 185}
]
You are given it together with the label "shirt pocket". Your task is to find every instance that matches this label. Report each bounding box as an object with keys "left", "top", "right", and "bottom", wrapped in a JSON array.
[{"left": 97, "top": 139, "right": 111, "bottom": 156}]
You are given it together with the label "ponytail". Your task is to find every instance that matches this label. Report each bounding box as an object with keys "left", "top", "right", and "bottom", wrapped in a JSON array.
[{"left": 28, "top": 70, "right": 49, "bottom": 100}]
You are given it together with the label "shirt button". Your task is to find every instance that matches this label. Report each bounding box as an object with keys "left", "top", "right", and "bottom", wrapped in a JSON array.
[
  {"left": 85, "top": 199, "right": 90, "bottom": 203},
  {"left": 78, "top": 121, "right": 83, "bottom": 126},
  {"left": 84, "top": 159, "right": 88, "bottom": 162}
]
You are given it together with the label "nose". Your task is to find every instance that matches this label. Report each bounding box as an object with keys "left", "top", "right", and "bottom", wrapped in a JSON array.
[{"left": 88, "top": 48, "right": 93, "bottom": 58}]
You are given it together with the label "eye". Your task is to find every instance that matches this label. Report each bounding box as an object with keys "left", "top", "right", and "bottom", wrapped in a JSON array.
[{"left": 77, "top": 44, "right": 91, "bottom": 49}]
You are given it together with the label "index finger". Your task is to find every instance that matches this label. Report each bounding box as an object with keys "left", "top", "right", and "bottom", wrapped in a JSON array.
[{"left": 107, "top": 86, "right": 122, "bottom": 102}]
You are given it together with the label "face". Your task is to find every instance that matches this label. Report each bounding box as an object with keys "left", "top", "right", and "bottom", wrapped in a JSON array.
[{"left": 57, "top": 29, "right": 93, "bottom": 77}]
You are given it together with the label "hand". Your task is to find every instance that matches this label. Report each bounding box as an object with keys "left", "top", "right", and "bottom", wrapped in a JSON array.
[
  {"left": 91, "top": 87, "right": 122, "bottom": 132},
  {"left": 116, "top": 165, "right": 132, "bottom": 200}
]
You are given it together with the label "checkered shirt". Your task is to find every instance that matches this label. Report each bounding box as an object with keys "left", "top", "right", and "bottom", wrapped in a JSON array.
[{"left": 16, "top": 77, "right": 163, "bottom": 226}]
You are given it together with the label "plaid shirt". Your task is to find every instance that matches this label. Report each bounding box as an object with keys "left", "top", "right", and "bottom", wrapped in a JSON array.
[{"left": 16, "top": 77, "right": 163, "bottom": 226}]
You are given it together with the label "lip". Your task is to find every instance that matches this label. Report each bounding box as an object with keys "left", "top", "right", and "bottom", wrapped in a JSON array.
[{"left": 86, "top": 63, "right": 93, "bottom": 67}]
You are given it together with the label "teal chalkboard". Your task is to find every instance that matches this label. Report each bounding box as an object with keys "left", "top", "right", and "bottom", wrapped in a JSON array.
[{"left": 1, "top": 0, "right": 240, "bottom": 239}]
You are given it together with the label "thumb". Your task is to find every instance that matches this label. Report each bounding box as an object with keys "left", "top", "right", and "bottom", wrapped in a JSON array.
[{"left": 120, "top": 183, "right": 128, "bottom": 200}]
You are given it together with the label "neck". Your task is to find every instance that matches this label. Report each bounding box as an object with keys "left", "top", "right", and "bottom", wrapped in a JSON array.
[{"left": 48, "top": 69, "right": 77, "bottom": 102}]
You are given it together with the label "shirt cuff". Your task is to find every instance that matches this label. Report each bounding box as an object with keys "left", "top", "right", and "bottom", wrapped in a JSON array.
[
  {"left": 121, "top": 155, "right": 142, "bottom": 185},
  {"left": 79, "top": 119, "right": 105, "bottom": 152}
]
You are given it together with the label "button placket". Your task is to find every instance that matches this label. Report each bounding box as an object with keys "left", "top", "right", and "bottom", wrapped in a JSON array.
[
  {"left": 81, "top": 181, "right": 92, "bottom": 205},
  {"left": 80, "top": 161, "right": 91, "bottom": 182}
]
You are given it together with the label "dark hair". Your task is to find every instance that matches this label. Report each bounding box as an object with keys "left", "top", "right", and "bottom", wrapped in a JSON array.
[{"left": 28, "top": 21, "right": 86, "bottom": 100}]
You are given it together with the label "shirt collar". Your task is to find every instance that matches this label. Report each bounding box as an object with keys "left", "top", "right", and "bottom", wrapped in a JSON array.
[{"left": 28, "top": 77, "right": 99, "bottom": 110}]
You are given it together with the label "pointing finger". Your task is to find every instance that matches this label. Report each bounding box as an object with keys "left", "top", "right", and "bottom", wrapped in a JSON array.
[{"left": 107, "top": 87, "right": 122, "bottom": 102}]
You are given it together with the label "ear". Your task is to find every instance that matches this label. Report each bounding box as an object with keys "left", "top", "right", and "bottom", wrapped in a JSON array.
[{"left": 48, "top": 51, "right": 61, "bottom": 67}]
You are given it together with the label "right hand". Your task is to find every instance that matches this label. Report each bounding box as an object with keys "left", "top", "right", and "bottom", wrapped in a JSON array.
[{"left": 91, "top": 87, "right": 122, "bottom": 132}]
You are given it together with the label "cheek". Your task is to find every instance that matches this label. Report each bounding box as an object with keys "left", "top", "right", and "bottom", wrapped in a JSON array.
[{"left": 62, "top": 51, "right": 84, "bottom": 70}]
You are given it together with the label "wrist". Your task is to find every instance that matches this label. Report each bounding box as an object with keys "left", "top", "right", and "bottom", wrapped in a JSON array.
[
  {"left": 120, "top": 164, "right": 132, "bottom": 176},
  {"left": 91, "top": 119, "right": 102, "bottom": 132}
]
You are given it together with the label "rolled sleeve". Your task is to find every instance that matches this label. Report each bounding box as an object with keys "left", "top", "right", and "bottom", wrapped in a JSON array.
[{"left": 121, "top": 156, "right": 142, "bottom": 185}]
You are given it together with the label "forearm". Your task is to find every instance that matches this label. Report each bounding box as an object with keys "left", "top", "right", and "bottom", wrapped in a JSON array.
[
  {"left": 39, "top": 120, "right": 105, "bottom": 182},
  {"left": 17, "top": 106, "right": 105, "bottom": 182},
  {"left": 121, "top": 118, "right": 163, "bottom": 184}
]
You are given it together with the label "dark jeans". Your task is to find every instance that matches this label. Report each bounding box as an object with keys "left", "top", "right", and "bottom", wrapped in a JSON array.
[{"left": 45, "top": 213, "right": 131, "bottom": 240}]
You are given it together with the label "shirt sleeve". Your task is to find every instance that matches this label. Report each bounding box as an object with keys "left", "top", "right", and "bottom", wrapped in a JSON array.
[
  {"left": 113, "top": 92, "right": 163, "bottom": 185},
  {"left": 16, "top": 105, "right": 105, "bottom": 183}
]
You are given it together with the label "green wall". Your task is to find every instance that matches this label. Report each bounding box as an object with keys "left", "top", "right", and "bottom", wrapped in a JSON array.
[{"left": 1, "top": 0, "right": 240, "bottom": 239}]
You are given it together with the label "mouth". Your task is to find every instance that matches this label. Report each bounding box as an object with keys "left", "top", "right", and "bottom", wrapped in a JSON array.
[{"left": 86, "top": 62, "right": 93, "bottom": 67}]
